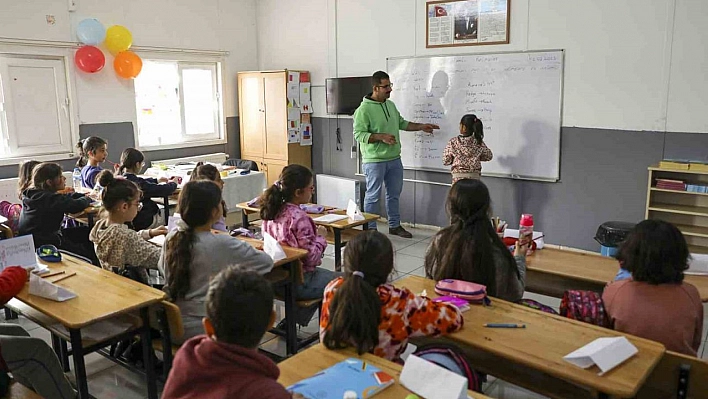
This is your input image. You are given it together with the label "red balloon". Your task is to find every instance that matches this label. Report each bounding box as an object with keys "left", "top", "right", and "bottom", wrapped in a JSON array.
[{"left": 75, "top": 46, "right": 105, "bottom": 73}]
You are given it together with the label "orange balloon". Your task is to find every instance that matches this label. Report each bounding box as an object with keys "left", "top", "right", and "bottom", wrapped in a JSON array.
[{"left": 113, "top": 51, "right": 142, "bottom": 79}]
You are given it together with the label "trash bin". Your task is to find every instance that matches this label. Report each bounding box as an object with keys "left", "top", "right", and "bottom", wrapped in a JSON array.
[{"left": 594, "top": 221, "right": 636, "bottom": 257}]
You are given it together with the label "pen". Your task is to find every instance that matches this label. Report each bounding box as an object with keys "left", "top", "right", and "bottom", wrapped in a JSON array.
[
  {"left": 52, "top": 272, "right": 77, "bottom": 283},
  {"left": 483, "top": 323, "right": 526, "bottom": 328}
]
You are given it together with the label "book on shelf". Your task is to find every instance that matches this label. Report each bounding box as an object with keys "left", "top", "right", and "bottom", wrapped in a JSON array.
[
  {"left": 659, "top": 160, "right": 690, "bottom": 170},
  {"left": 655, "top": 179, "right": 686, "bottom": 191},
  {"left": 689, "top": 162, "right": 708, "bottom": 172},
  {"left": 287, "top": 358, "right": 394, "bottom": 398}
]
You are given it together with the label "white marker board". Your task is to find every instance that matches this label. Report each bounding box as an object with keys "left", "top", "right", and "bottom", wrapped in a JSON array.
[{"left": 387, "top": 50, "right": 563, "bottom": 181}]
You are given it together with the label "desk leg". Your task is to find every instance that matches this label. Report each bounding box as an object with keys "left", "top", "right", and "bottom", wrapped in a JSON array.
[
  {"left": 241, "top": 210, "right": 249, "bottom": 228},
  {"left": 87, "top": 213, "right": 94, "bottom": 229},
  {"left": 140, "top": 307, "right": 158, "bottom": 399},
  {"left": 284, "top": 262, "right": 298, "bottom": 356},
  {"left": 162, "top": 196, "right": 170, "bottom": 226},
  {"left": 69, "top": 328, "right": 89, "bottom": 399},
  {"left": 334, "top": 229, "right": 342, "bottom": 272}
]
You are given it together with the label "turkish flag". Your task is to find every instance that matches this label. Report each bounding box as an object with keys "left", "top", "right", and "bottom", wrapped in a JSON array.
[{"left": 435, "top": 6, "right": 448, "bottom": 16}]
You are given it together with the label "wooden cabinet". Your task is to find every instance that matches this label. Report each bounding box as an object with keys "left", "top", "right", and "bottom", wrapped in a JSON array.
[
  {"left": 238, "top": 70, "right": 311, "bottom": 186},
  {"left": 645, "top": 166, "right": 708, "bottom": 254}
]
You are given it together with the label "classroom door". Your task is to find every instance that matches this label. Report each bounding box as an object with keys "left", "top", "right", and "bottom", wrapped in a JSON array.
[
  {"left": 263, "top": 72, "right": 288, "bottom": 161},
  {"left": 238, "top": 73, "right": 265, "bottom": 161}
]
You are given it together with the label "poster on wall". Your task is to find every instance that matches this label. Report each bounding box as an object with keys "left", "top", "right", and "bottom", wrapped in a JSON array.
[
  {"left": 426, "top": 0, "right": 509, "bottom": 48},
  {"left": 300, "top": 123, "right": 312, "bottom": 146}
]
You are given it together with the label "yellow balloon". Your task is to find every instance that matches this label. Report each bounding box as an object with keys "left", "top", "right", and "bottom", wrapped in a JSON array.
[{"left": 104, "top": 25, "right": 132, "bottom": 55}]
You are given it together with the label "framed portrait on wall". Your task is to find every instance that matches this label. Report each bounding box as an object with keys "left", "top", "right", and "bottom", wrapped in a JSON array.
[{"left": 426, "top": 0, "right": 510, "bottom": 48}]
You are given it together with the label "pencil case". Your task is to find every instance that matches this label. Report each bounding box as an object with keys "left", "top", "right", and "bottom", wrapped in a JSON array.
[
  {"left": 300, "top": 204, "right": 324, "bottom": 214},
  {"left": 435, "top": 279, "right": 491, "bottom": 305}
]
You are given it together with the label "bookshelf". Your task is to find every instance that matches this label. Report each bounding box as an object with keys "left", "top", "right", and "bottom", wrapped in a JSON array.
[{"left": 646, "top": 165, "right": 708, "bottom": 254}]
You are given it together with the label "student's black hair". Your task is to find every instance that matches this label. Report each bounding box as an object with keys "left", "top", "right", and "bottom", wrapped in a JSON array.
[
  {"left": 259, "top": 164, "right": 313, "bottom": 221},
  {"left": 424, "top": 179, "right": 515, "bottom": 296},
  {"left": 206, "top": 265, "right": 274, "bottom": 347},
  {"left": 97, "top": 170, "right": 141, "bottom": 211},
  {"left": 118, "top": 148, "right": 145, "bottom": 175},
  {"left": 617, "top": 219, "right": 690, "bottom": 284},
  {"left": 17, "top": 160, "right": 40, "bottom": 199},
  {"left": 322, "top": 230, "right": 394, "bottom": 355},
  {"left": 75, "top": 136, "right": 107, "bottom": 168},
  {"left": 191, "top": 162, "right": 227, "bottom": 218},
  {"left": 32, "top": 163, "right": 64, "bottom": 192},
  {"left": 460, "top": 114, "right": 484, "bottom": 144},
  {"left": 164, "top": 180, "right": 223, "bottom": 300},
  {"left": 372, "top": 71, "right": 390, "bottom": 87}
]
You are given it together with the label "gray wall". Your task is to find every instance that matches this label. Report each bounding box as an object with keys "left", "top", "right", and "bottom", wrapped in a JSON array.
[
  {"left": 312, "top": 116, "right": 708, "bottom": 252},
  {"left": 0, "top": 117, "right": 240, "bottom": 179}
]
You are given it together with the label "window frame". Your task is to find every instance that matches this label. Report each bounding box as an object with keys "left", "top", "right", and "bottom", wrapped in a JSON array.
[
  {"left": 133, "top": 54, "right": 226, "bottom": 151},
  {"left": 0, "top": 50, "right": 79, "bottom": 166}
]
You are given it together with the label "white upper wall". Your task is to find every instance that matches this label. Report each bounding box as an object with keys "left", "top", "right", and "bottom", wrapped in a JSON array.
[
  {"left": 0, "top": 0, "right": 258, "bottom": 124},
  {"left": 256, "top": 0, "right": 708, "bottom": 133}
]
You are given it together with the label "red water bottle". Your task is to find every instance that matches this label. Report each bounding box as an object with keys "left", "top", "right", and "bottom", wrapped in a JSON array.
[{"left": 519, "top": 214, "right": 534, "bottom": 255}]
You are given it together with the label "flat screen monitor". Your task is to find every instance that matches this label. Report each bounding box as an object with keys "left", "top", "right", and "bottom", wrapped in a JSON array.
[{"left": 325, "top": 76, "right": 372, "bottom": 115}]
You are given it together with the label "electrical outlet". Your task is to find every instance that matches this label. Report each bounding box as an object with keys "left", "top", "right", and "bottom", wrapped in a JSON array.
[
  {"left": 68, "top": 0, "right": 77, "bottom": 12},
  {"left": 350, "top": 145, "right": 357, "bottom": 159}
]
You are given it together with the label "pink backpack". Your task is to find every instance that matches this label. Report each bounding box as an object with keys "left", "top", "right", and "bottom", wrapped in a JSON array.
[
  {"left": 435, "top": 279, "right": 491, "bottom": 305},
  {"left": 560, "top": 290, "right": 610, "bottom": 328}
]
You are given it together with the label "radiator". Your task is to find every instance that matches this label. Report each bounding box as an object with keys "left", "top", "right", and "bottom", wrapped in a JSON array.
[
  {"left": 151, "top": 152, "right": 228, "bottom": 166},
  {"left": 0, "top": 172, "right": 72, "bottom": 203},
  {"left": 315, "top": 174, "right": 361, "bottom": 209}
]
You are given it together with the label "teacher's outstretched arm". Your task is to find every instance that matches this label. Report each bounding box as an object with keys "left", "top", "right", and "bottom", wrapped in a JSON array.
[{"left": 404, "top": 122, "right": 439, "bottom": 134}]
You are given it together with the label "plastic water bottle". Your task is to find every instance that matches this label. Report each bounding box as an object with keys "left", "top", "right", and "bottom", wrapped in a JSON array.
[
  {"left": 72, "top": 168, "right": 82, "bottom": 190},
  {"left": 519, "top": 214, "right": 534, "bottom": 255}
]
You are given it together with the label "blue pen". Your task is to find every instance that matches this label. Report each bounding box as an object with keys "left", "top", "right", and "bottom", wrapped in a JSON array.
[{"left": 483, "top": 323, "right": 526, "bottom": 328}]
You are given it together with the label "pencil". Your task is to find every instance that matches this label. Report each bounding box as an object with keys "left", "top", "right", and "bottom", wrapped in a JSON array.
[
  {"left": 52, "top": 272, "right": 76, "bottom": 283},
  {"left": 484, "top": 323, "right": 526, "bottom": 328},
  {"left": 41, "top": 271, "right": 65, "bottom": 279}
]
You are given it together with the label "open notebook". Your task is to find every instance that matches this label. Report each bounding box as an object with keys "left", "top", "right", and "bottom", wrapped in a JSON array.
[{"left": 287, "top": 358, "right": 394, "bottom": 398}]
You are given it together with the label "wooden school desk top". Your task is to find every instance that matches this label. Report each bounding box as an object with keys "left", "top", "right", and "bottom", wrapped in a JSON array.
[
  {"left": 277, "top": 344, "right": 491, "bottom": 399},
  {"left": 527, "top": 247, "right": 708, "bottom": 301},
  {"left": 396, "top": 275, "right": 666, "bottom": 398},
  {"left": 15, "top": 254, "right": 165, "bottom": 329},
  {"left": 236, "top": 201, "right": 379, "bottom": 229}
]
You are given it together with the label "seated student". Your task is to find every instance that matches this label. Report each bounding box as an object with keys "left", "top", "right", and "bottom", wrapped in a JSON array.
[
  {"left": 0, "top": 160, "right": 40, "bottom": 236},
  {"left": 190, "top": 162, "right": 228, "bottom": 231},
  {"left": 76, "top": 136, "right": 112, "bottom": 189},
  {"left": 424, "top": 179, "right": 527, "bottom": 302},
  {"left": 0, "top": 266, "right": 76, "bottom": 398},
  {"left": 603, "top": 220, "right": 703, "bottom": 356},
  {"left": 18, "top": 162, "right": 96, "bottom": 262},
  {"left": 260, "top": 164, "right": 338, "bottom": 327},
  {"left": 159, "top": 180, "right": 274, "bottom": 342},
  {"left": 119, "top": 148, "right": 179, "bottom": 230},
  {"left": 320, "top": 231, "right": 463, "bottom": 363},
  {"left": 162, "top": 266, "right": 302, "bottom": 399},
  {"left": 89, "top": 170, "right": 166, "bottom": 277}
]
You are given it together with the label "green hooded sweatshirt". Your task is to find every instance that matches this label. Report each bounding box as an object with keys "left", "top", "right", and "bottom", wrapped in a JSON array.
[{"left": 353, "top": 95, "right": 410, "bottom": 163}]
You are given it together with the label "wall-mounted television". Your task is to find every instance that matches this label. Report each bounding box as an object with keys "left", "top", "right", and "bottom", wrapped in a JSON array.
[{"left": 325, "top": 76, "right": 372, "bottom": 115}]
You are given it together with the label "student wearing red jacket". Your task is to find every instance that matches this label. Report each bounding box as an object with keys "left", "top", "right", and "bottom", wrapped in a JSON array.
[{"left": 0, "top": 266, "right": 76, "bottom": 398}]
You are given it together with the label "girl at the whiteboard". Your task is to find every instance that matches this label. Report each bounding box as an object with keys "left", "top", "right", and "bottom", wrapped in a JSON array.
[{"left": 442, "top": 114, "right": 493, "bottom": 184}]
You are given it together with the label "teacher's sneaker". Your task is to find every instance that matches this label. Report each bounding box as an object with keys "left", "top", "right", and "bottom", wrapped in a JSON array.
[{"left": 389, "top": 226, "right": 413, "bottom": 238}]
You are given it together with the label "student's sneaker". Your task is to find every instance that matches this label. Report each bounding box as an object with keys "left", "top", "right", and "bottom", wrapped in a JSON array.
[{"left": 389, "top": 226, "right": 413, "bottom": 238}]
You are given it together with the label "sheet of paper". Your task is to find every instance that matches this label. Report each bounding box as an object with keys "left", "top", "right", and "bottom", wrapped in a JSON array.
[
  {"left": 288, "top": 108, "right": 301, "bottom": 131},
  {"left": 400, "top": 354, "right": 467, "bottom": 399},
  {"left": 346, "top": 199, "right": 365, "bottom": 221},
  {"left": 299, "top": 123, "right": 312, "bottom": 146},
  {"left": 312, "top": 214, "right": 348, "bottom": 223},
  {"left": 168, "top": 215, "right": 181, "bottom": 232},
  {"left": 287, "top": 71, "right": 300, "bottom": 108},
  {"left": 149, "top": 235, "right": 166, "bottom": 247},
  {"left": 564, "top": 336, "right": 638, "bottom": 375},
  {"left": 263, "top": 232, "right": 287, "bottom": 262},
  {"left": 28, "top": 274, "right": 77, "bottom": 302},
  {"left": 288, "top": 129, "right": 300, "bottom": 144},
  {"left": 0, "top": 235, "right": 38, "bottom": 271},
  {"left": 300, "top": 82, "right": 313, "bottom": 113}
]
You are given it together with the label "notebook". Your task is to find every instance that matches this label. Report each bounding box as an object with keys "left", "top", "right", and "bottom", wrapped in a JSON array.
[{"left": 287, "top": 358, "right": 394, "bottom": 398}]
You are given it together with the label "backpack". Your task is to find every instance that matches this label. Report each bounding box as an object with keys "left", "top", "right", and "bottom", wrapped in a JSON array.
[
  {"left": 516, "top": 298, "right": 559, "bottom": 315},
  {"left": 559, "top": 290, "right": 610, "bottom": 328},
  {"left": 434, "top": 279, "right": 491, "bottom": 305},
  {"left": 413, "top": 343, "right": 483, "bottom": 392},
  {"left": 0, "top": 201, "right": 21, "bottom": 236}
]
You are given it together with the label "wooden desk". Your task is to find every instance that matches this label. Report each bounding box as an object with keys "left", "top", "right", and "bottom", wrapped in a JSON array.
[
  {"left": 237, "top": 201, "right": 379, "bottom": 269},
  {"left": 14, "top": 254, "right": 165, "bottom": 399},
  {"left": 396, "top": 276, "right": 665, "bottom": 399},
  {"left": 278, "top": 344, "right": 491, "bottom": 399},
  {"left": 526, "top": 248, "right": 708, "bottom": 302},
  {"left": 66, "top": 204, "right": 101, "bottom": 228}
]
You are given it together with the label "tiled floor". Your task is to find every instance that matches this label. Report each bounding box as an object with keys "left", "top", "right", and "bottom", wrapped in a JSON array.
[{"left": 6, "top": 222, "right": 708, "bottom": 398}]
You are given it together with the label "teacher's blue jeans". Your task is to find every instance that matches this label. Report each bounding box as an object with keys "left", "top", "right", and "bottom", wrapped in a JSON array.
[{"left": 363, "top": 158, "right": 403, "bottom": 229}]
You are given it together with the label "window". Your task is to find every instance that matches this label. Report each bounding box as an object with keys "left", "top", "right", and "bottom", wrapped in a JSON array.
[
  {"left": 134, "top": 60, "right": 223, "bottom": 148},
  {"left": 0, "top": 55, "right": 75, "bottom": 161}
]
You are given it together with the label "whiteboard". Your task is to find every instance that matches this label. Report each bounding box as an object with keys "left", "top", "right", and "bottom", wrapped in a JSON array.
[{"left": 387, "top": 50, "right": 564, "bottom": 181}]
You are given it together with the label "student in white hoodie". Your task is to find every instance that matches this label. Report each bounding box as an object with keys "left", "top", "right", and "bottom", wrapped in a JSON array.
[{"left": 89, "top": 170, "right": 167, "bottom": 278}]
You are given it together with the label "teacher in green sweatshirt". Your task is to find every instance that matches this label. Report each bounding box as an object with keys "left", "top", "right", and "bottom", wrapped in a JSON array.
[{"left": 353, "top": 71, "right": 439, "bottom": 238}]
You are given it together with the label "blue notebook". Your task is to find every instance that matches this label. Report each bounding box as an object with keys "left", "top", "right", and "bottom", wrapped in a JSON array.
[{"left": 287, "top": 358, "right": 395, "bottom": 399}]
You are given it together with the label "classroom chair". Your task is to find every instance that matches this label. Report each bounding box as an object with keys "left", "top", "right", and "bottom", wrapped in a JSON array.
[
  {"left": 149, "top": 301, "right": 184, "bottom": 380},
  {"left": 637, "top": 350, "right": 708, "bottom": 398},
  {"left": 223, "top": 158, "right": 259, "bottom": 171}
]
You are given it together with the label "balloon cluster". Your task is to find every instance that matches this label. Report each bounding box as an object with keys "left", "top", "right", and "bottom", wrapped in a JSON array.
[{"left": 74, "top": 19, "right": 142, "bottom": 79}]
